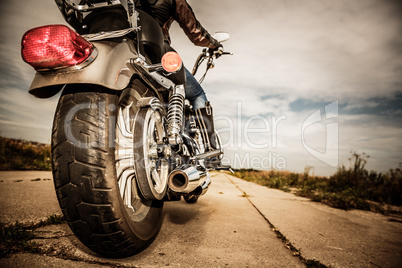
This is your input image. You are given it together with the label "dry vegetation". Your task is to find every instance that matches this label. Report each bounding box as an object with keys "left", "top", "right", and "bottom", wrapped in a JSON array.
[
  {"left": 0, "top": 136, "right": 51, "bottom": 171},
  {"left": 233, "top": 152, "right": 402, "bottom": 214}
]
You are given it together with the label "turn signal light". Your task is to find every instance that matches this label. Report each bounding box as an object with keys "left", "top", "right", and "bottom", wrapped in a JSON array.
[
  {"left": 21, "top": 25, "right": 94, "bottom": 70},
  {"left": 161, "top": 51, "right": 182, "bottom": 73}
]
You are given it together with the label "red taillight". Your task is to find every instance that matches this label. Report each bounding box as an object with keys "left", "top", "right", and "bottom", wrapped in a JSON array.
[
  {"left": 21, "top": 25, "right": 94, "bottom": 70},
  {"left": 161, "top": 51, "right": 182, "bottom": 73}
]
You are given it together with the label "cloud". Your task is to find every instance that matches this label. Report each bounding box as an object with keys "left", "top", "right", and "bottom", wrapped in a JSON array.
[
  {"left": 0, "top": 86, "right": 58, "bottom": 142},
  {"left": 180, "top": 0, "right": 402, "bottom": 101}
]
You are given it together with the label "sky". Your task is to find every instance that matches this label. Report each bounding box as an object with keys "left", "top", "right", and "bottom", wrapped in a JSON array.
[{"left": 0, "top": 0, "right": 401, "bottom": 176}]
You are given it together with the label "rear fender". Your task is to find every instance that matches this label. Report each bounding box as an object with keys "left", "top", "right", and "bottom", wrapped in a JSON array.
[{"left": 29, "top": 39, "right": 138, "bottom": 98}]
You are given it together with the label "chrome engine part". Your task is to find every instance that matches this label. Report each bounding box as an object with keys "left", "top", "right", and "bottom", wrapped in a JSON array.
[
  {"left": 167, "top": 165, "right": 207, "bottom": 193},
  {"left": 167, "top": 85, "right": 185, "bottom": 144}
]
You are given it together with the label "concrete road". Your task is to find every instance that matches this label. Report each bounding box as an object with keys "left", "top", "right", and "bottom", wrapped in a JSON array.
[{"left": 0, "top": 171, "right": 401, "bottom": 267}]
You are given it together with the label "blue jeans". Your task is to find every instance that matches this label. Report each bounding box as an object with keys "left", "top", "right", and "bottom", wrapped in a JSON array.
[{"left": 185, "top": 68, "right": 208, "bottom": 110}]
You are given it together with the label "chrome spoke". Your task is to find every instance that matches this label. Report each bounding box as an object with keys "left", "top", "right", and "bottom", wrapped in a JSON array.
[
  {"left": 151, "top": 167, "right": 161, "bottom": 187},
  {"left": 117, "top": 108, "right": 133, "bottom": 139},
  {"left": 118, "top": 167, "right": 134, "bottom": 198},
  {"left": 124, "top": 103, "right": 133, "bottom": 134},
  {"left": 124, "top": 175, "right": 133, "bottom": 211},
  {"left": 115, "top": 103, "right": 145, "bottom": 214}
]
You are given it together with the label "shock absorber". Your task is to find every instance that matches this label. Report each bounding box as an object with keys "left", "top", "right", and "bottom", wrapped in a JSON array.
[{"left": 167, "top": 85, "right": 185, "bottom": 145}]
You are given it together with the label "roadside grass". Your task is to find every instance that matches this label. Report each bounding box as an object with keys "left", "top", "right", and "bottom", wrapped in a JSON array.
[
  {"left": 0, "top": 136, "right": 51, "bottom": 171},
  {"left": 0, "top": 214, "right": 65, "bottom": 258},
  {"left": 233, "top": 152, "right": 402, "bottom": 214}
]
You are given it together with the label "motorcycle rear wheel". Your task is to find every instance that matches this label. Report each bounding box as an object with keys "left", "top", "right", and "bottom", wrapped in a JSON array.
[{"left": 52, "top": 83, "right": 163, "bottom": 257}]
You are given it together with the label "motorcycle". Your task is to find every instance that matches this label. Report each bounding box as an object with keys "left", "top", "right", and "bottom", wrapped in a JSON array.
[{"left": 21, "top": 0, "right": 231, "bottom": 257}]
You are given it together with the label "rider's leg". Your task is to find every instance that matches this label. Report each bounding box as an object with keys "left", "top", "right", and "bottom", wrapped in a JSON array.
[
  {"left": 185, "top": 68, "right": 217, "bottom": 151},
  {"left": 185, "top": 68, "right": 207, "bottom": 109}
]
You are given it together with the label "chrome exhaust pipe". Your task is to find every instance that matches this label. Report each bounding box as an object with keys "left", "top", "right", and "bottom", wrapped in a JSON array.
[
  {"left": 186, "top": 173, "right": 211, "bottom": 196},
  {"left": 198, "top": 173, "right": 212, "bottom": 195},
  {"left": 168, "top": 165, "right": 206, "bottom": 193}
]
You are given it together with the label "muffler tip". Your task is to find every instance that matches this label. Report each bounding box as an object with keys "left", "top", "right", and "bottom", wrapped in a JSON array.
[
  {"left": 168, "top": 165, "right": 206, "bottom": 193},
  {"left": 168, "top": 170, "right": 188, "bottom": 192}
]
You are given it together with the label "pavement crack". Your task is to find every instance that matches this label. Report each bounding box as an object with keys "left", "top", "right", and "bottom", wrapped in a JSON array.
[
  {"left": 0, "top": 214, "right": 66, "bottom": 257},
  {"left": 33, "top": 234, "right": 74, "bottom": 239},
  {"left": 226, "top": 175, "right": 328, "bottom": 268}
]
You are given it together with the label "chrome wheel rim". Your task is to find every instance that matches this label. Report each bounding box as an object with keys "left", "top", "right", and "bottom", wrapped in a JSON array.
[
  {"left": 115, "top": 101, "right": 151, "bottom": 219},
  {"left": 142, "top": 110, "right": 169, "bottom": 197}
]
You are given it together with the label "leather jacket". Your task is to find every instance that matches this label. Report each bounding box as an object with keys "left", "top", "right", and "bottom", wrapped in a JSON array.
[{"left": 135, "top": 0, "right": 220, "bottom": 49}]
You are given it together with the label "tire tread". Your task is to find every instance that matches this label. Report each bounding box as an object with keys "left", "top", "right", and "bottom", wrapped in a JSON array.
[{"left": 51, "top": 87, "right": 160, "bottom": 257}]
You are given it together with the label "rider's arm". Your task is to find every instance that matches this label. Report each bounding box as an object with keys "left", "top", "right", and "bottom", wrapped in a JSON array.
[{"left": 174, "top": 0, "right": 220, "bottom": 49}]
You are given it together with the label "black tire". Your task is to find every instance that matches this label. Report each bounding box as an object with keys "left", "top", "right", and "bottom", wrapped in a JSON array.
[
  {"left": 183, "top": 195, "right": 199, "bottom": 203},
  {"left": 52, "top": 84, "right": 163, "bottom": 258}
]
